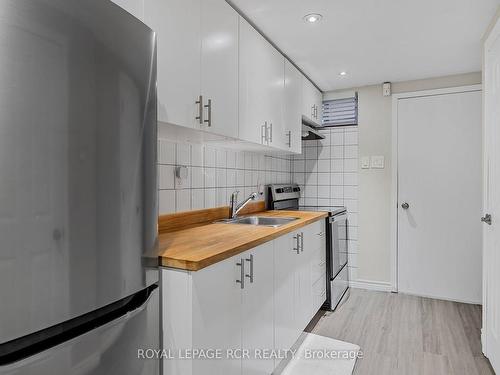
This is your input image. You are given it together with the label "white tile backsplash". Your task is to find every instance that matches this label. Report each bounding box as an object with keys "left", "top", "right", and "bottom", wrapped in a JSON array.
[
  {"left": 159, "top": 190, "right": 175, "bottom": 214},
  {"left": 176, "top": 189, "right": 191, "bottom": 212},
  {"left": 191, "top": 167, "right": 204, "bottom": 189},
  {"left": 191, "top": 144, "right": 204, "bottom": 167},
  {"left": 293, "top": 126, "right": 359, "bottom": 273},
  {"left": 191, "top": 189, "right": 204, "bottom": 210},
  {"left": 158, "top": 140, "right": 175, "bottom": 164},
  {"left": 176, "top": 143, "right": 191, "bottom": 165},
  {"left": 204, "top": 147, "right": 216, "bottom": 168},
  {"left": 158, "top": 165, "right": 175, "bottom": 189},
  {"left": 158, "top": 139, "right": 292, "bottom": 214}
]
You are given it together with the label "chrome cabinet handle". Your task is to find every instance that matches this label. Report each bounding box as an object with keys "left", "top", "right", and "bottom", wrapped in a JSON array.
[
  {"left": 204, "top": 98, "right": 212, "bottom": 127},
  {"left": 482, "top": 214, "right": 492, "bottom": 225},
  {"left": 269, "top": 123, "right": 273, "bottom": 143},
  {"left": 317, "top": 231, "right": 325, "bottom": 237},
  {"left": 314, "top": 105, "right": 318, "bottom": 119},
  {"left": 311, "top": 105, "right": 315, "bottom": 118},
  {"left": 300, "top": 232, "right": 304, "bottom": 252},
  {"left": 195, "top": 95, "right": 203, "bottom": 124},
  {"left": 401, "top": 202, "right": 409, "bottom": 210},
  {"left": 293, "top": 234, "right": 300, "bottom": 254},
  {"left": 245, "top": 254, "right": 254, "bottom": 283},
  {"left": 261, "top": 123, "right": 267, "bottom": 144},
  {"left": 286, "top": 131, "right": 292, "bottom": 147},
  {"left": 236, "top": 259, "right": 245, "bottom": 289}
]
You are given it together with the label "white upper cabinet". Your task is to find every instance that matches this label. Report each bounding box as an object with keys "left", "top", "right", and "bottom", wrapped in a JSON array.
[
  {"left": 110, "top": 0, "right": 144, "bottom": 20},
  {"left": 302, "top": 77, "right": 322, "bottom": 126},
  {"left": 144, "top": 0, "right": 201, "bottom": 128},
  {"left": 314, "top": 87, "right": 323, "bottom": 124},
  {"left": 284, "top": 60, "right": 303, "bottom": 153},
  {"left": 141, "top": 0, "right": 319, "bottom": 152},
  {"left": 239, "top": 17, "right": 284, "bottom": 147},
  {"left": 145, "top": 0, "right": 238, "bottom": 137},
  {"left": 200, "top": 0, "right": 239, "bottom": 137}
]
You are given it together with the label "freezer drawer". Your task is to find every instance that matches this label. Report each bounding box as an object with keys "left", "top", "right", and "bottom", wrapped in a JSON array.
[{"left": 0, "top": 287, "right": 160, "bottom": 375}]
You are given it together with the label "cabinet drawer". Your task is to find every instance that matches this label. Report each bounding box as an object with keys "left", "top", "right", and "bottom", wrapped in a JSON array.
[
  {"left": 311, "top": 249, "right": 326, "bottom": 284},
  {"left": 303, "top": 220, "right": 326, "bottom": 251},
  {"left": 312, "top": 275, "right": 326, "bottom": 312}
]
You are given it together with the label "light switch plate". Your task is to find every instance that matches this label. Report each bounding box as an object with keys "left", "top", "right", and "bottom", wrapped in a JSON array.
[
  {"left": 361, "top": 156, "right": 370, "bottom": 169},
  {"left": 371, "top": 155, "right": 385, "bottom": 169}
]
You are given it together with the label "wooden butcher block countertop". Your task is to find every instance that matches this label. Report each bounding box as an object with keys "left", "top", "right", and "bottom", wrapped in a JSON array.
[{"left": 158, "top": 209, "right": 328, "bottom": 271}]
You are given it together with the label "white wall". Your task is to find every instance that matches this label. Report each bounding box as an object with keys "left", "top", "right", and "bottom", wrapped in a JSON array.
[{"left": 324, "top": 72, "right": 482, "bottom": 285}]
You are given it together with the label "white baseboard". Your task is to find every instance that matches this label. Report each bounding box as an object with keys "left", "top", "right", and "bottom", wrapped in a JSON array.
[{"left": 349, "top": 279, "right": 393, "bottom": 292}]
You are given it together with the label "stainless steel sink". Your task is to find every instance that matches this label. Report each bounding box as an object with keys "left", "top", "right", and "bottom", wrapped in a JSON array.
[{"left": 217, "top": 216, "right": 299, "bottom": 227}]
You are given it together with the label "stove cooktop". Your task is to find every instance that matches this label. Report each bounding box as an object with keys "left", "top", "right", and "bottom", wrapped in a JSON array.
[{"left": 295, "top": 205, "right": 347, "bottom": 216}]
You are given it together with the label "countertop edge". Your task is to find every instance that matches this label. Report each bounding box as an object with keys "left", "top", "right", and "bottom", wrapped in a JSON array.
[{"left": 159, "top": 212, "right": 328, "bottom": 272}]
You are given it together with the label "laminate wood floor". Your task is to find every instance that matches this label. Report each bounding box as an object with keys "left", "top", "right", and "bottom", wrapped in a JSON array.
[{"left": 311, "top": 289, "right": 494, "bottom": 375}]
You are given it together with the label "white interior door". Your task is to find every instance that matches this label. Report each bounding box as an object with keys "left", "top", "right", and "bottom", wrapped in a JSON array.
[
  {"left": 397, "top": 87, "right": 482, "bottom": 304},
  {"left": 483, "top": 18, "right": 500, "bottom": 372}
]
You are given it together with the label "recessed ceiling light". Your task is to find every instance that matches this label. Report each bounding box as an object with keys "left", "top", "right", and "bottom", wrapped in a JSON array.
[
  {"left": 339, "top": 71, "right": 348, "bottom": 76},
  {"left": 303, "top": 13, "right": 322, "bottom": 23}
]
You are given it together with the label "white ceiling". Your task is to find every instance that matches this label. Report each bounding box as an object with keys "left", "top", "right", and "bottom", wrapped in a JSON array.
[{"left": 229, "top": 0, "right": 499, "bottom": 91}]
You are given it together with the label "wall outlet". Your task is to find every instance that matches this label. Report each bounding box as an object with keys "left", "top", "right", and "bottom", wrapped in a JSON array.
[
  {"left": 371, "top": 155, "right": 385, "bottom": 169},
  {"left": 361, "top": 156, "right": 370, "bottom": 169},
  {"left": 383, "top": 82, "right": 391, "bottom": 96}
]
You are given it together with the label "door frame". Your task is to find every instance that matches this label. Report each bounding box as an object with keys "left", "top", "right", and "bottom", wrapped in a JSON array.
[
  {"left": 390, "top": 84, "right": 483, "bottom": 292},
  {"left": 482, "top": 15, "right": 500, "bottom": 359}
]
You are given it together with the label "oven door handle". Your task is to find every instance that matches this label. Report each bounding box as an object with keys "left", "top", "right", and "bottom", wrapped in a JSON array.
[{"left": 329, "top": 213, "right": 347, "bottom": 223}]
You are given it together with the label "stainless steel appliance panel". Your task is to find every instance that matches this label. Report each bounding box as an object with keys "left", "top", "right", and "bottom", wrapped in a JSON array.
[
  {"left": 0, "top": 0, "right": 158, "bottom": 343},
  {"left": 330, "top": 264, "right": 349, "bottom": 310},
  {"left": 330, "top": 213, "right": 348, "bottom": 277},
  {"left": 0, "top": 287, "right": 160, "bottom": 375}
]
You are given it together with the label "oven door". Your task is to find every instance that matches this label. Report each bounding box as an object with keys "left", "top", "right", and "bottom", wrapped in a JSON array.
[{"left": 329, "top": 213, "right": 348, "bottom": 278}]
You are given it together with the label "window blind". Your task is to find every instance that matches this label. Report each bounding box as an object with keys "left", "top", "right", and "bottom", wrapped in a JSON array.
[{"left": 322, "top": 95, "right": 358, "bottom": 126}]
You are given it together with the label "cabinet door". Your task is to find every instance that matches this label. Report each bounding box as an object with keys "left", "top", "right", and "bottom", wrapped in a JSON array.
[
  {"left": 314, "top": 87, "right": 323, "bottom": 124},
  {"left": 242, "top": 242, "right": 275, "bottom": 375},
  {"left": 239, "top": 18, "right": 270, "bottom": 144},
  {"left": 302, "top": 78, "right": 316, "bottom": 124},
  {"left": 284, "top": 60, "right": 302, "bottom": 153},
  {"left": 267, "top": 53, "right": 285, "bottom": 149},
  {"left": 274, "top": 233, "right": 301, "bottom": 352},
  {"left": 110, "top": 0, "right": 144, "bottom": 20},
  {"left": 144, "top": 0, "right": 201, "bottom": 128},
  {"left": 192, "top": 255, "right": 243, "bottom": 375},
  {"left": 200, "top": 0, "right": 238, "bottom": 137},
  {"left": 296, "top": 229, "right": 313, "bottom": 327}
]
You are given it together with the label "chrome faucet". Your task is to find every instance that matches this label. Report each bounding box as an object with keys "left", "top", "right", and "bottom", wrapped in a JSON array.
[{"left": 229, "top": 191, "right": 259, "bottom": 219}]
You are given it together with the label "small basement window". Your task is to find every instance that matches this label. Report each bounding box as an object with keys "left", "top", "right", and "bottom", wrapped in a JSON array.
[{"left": 322, "top": 94, "right": 358, "bottom": 127}]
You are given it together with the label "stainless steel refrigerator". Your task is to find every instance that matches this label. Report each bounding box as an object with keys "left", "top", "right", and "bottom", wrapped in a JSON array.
[{"left": 0, "top": 0, "right": 160, "bottom": 374}]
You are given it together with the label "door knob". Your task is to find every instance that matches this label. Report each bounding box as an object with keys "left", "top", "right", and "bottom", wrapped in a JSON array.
[
  {"left": 401, "top": 202, "right": 409, "bottom": 210},
  {"left": 481, "top": 214, "right": 492, "bottom": 225}
]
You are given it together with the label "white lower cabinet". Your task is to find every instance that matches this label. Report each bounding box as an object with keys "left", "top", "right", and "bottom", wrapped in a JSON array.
[
  {"left": 161, "top": 220, "right": 326, "bottom": 375},
  {"left": 241, "top": 243, "right": 275, "bottom": 375},
  {"left": 274, "top": 233, "right": 301, "bottom": 352}
]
